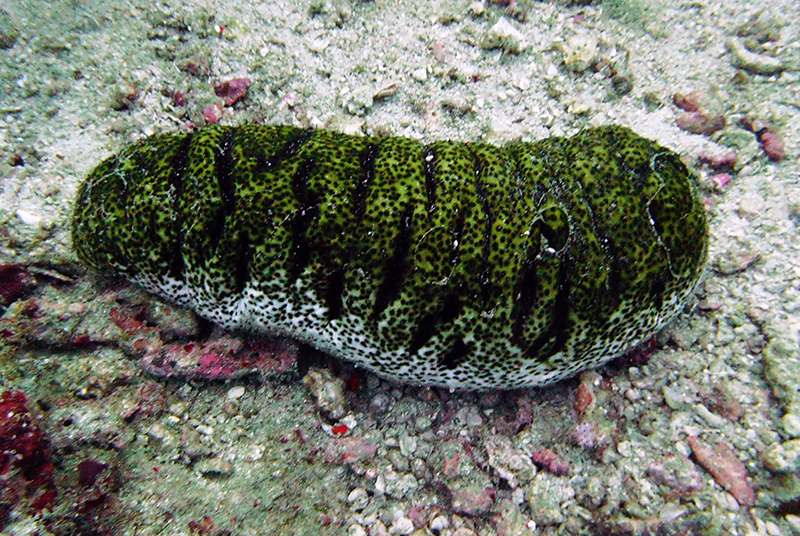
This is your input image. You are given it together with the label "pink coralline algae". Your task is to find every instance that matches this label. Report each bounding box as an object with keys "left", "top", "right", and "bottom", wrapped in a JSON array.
[
  {"left": 139, "top": 335, "right": 297, "bottom": 381},
  {"left": 574, "top": 422, "right": 598, "bottom": 449},
  {"left": 0, "top": 390, "right": 57, "bottom": 524}
]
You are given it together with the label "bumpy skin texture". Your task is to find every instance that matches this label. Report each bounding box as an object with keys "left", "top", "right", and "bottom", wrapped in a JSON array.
[{"left": 73, "top": 125, "right": 708, "bottom": 389}]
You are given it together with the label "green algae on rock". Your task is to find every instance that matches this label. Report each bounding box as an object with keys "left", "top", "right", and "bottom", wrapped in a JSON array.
[{"left": 72, "top": 124, "right": 708, "bottom": 389}]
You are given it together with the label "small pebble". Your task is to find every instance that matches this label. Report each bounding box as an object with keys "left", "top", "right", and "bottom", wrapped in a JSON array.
[
  {"left": 371, "top": 520, "right": 389, "bottom": 536},
  {"left": 370, "top": 393, "right": 393, "bottom": 413},
  {"left": 110, "top": 80, "right": 137, "bottom": 110},
  {"left": 764, "top": 439, "right": 800, "bottom": 473},
  {"left": 694, "top": 403, "right": 727, "bottom": 427},
  {"left": 146, "top": 423, "right": 178, "bottom": 449},
  {"left": 611, "top": 74, "right": 633, "bottom": 95},
  {"left": 562, "top": 32, "right": 598, "bottom": 72},
  {"left": 347, "top": 487, "right": 370, "bottom": 512},
  {"left": 758, "top": 130, "right": 785, "bottom": 162},
  {"left": 481, "top": 17, "right": 527, "bottom": 53},
  {"left": 195, "top": 424, "right": 214, "bottom": 436},
  {"left": 226, "top": 386, "right": 245, "bottom": 400},
  {"left": 389, "top": 516, "right": 414, "bottom": 535},
  {"left": 662, "top": 385, "right": 686, "bottom": 410},
  {"left": 214, "top": 77, "right": 252, "bottom": 106},
  {"left": 399, "top": 434, "right": 418, "bottom": 457},
  {"left": 429, "top": 515, "right": 450, "bottom": 531},
  {"left": 411, "top": 67, "right": 427, "bottom": 82},
  {"left": 465, "top": 410, "right": 483, "bottom": 428},
  {"left": 785, "top": 515, "right": 800, "bottom": 533},
  {"left": 783, "top": 413, "right": 800, "bottom": 438},
  {"left": 659, "top": 503, "right": 686, "bottom": 523},
  {"left": 306, "top": 36, "right": 330, "bottom": 53},
  {"left": 303, "top": 367, "right": 349, "bottom": 420},
  {"left": 698, "top": 150, "right": 737, "bottom": 171},
  {"left": 469, "top": 1, "right": 485, "bottom": 16},
  {"left": 196, "top": 456, "right": 234, "bottom": 479},
  {"left": 348, "top": 525, "right": 367, "bottom": 536},
  {"left": 16, "top": 209, "right": 42, "bottom": 226}
]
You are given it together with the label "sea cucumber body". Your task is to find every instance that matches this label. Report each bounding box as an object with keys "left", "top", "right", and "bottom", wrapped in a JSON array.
[{"left": 72, "top": 124, "right": 708, "bottom": 389}]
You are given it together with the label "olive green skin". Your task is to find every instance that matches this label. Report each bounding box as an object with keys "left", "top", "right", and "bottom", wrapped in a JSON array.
[{"left": 72, "top": 124, "right": 708, "bottom": 389}]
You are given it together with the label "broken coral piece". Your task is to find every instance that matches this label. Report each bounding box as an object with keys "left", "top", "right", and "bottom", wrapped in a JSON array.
[
  {"left": 697, "top": 150, "right": 737, "bottom": 171},
  {"left": 740, "top": 116, "right": 785, "bottom": 162},
  {"left": 688, "top": 436, "right": 755, "bottom": 506},
  {"left": 139, "top": 335, "right": 296, "bottom": 381},
  {"left": 673, "top": 92, "right": 702, "bottom": 112},
  {"left": 676, "top": 111, "right": 726, "bottom": 136}
]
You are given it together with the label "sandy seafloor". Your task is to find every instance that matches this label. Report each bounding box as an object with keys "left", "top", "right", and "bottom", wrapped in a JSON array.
[{"left": 1, "top": 0, "right": 799, "bottom": 534}]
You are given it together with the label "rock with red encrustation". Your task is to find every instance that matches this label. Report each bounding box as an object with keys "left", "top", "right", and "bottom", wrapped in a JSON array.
[
  {"left": 0, "top": 390, "right": 57, "bottom": 526},
  {"left": 139, "top": 334, "right": 297, "bottom": 381},
  {"left": 214, "top": 77, "right": 251, "bottom": 106},
  {"left": 2, "top": 277, "right": 297, "bottom": 391},
  {"left": 0, "top": 263, "right": 36, "bottom": 310},
  {"left": 0, "top": 279, "right": 152, "bottom": 350}
]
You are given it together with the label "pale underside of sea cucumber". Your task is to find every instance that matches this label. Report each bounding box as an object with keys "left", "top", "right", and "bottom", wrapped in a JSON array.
[{"left": 72, "top": 124, "right": 708, "bottom": 390}]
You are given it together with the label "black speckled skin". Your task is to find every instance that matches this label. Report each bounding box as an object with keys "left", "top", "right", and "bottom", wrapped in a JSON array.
[{"left": 72, "top": 124, "right": 708, "bottom": 389}]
